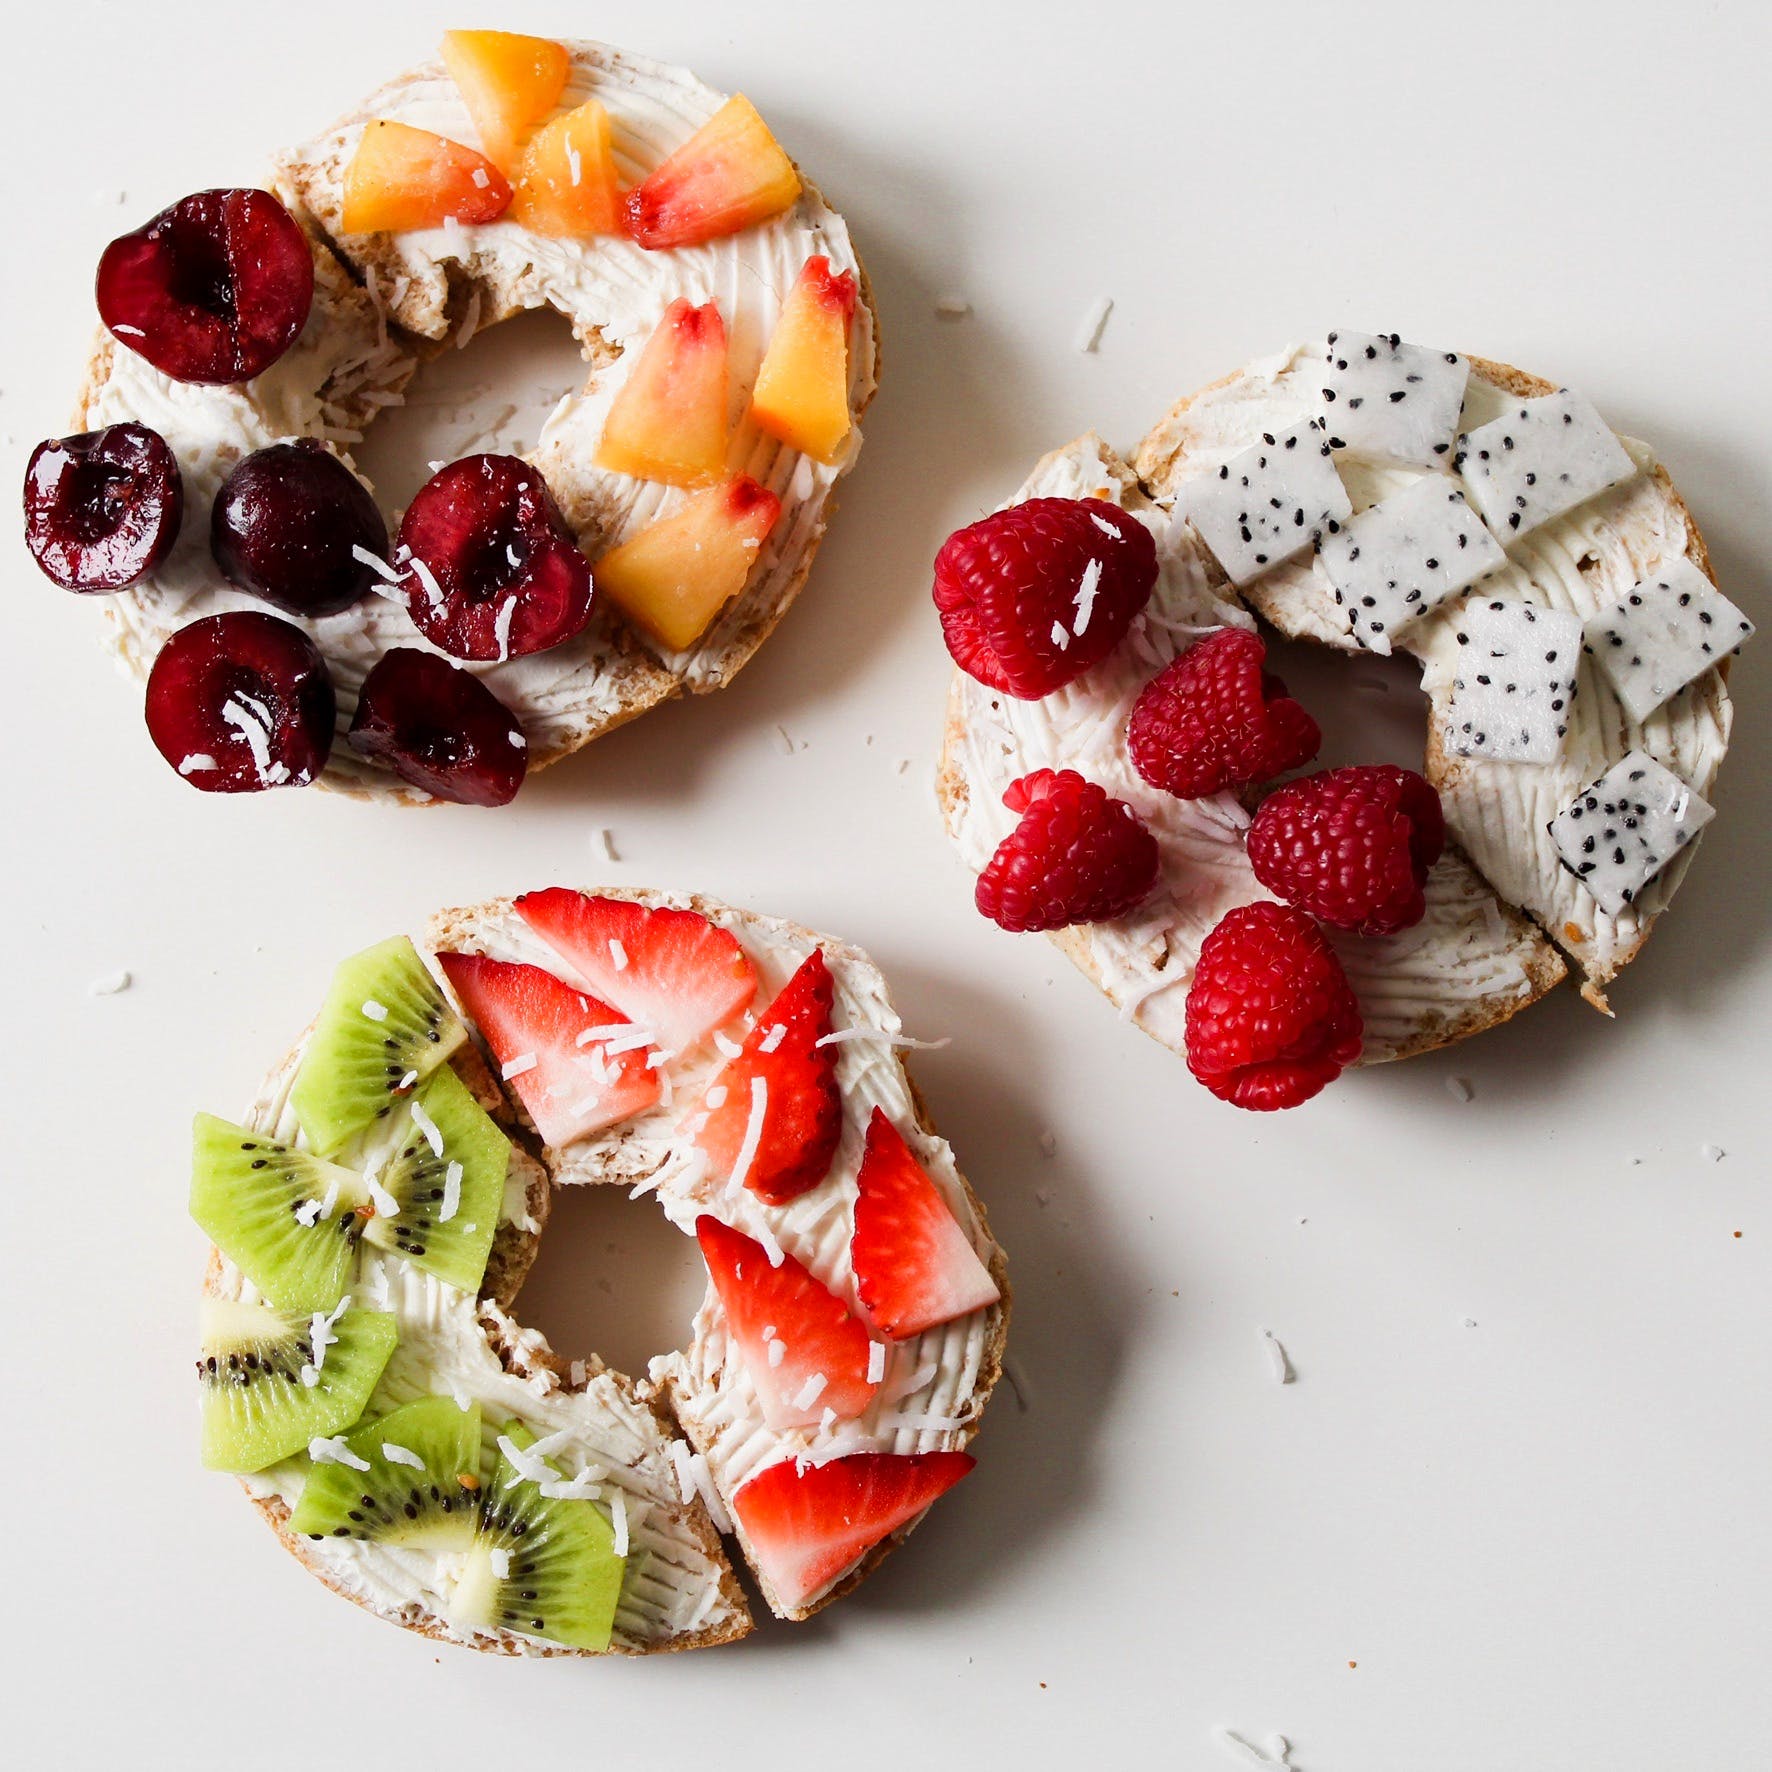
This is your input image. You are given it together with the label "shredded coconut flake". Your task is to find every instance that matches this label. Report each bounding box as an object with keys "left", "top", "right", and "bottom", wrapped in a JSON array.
[
  {"left": 367, "top": 1173, "right": 399, "bottom": 1219},
  {"left": 713, "top": 1031, "right": 744, "bottom": 1060},
  {"left": 867, "top": 1341, "right": 886, "bottom": 1383},
  {"left": 594, "top": 826, "right": 618, "bottom": 861},
  {"left": 308, "top": 1435, "right": 371, "bottom": 1471},
  {"left": 178, "top": 753, "right": 217, "bottom": 776},
  {"left": 1262, "top": 1329, "right": 1295, "bottom": 1385},
  {"left": 934, "top": 295, "right": 972, "bottom": 318},
  {"left": 489, "top": 1547, "right": 511, "bottom": 1580},
  {"left": 1075, "top": 294, "right": 1114, "bottom": 352},
  {"left": 88, "top": 969, "right": 132, "bottom": 996},
  {"left": 1073, "top": 557, "right": 1103, "bottom": 634},
  {"left": 381, "top": 1441, "right": 425, "bottom": 1470},
  {"left": 1446, "top": 1075, "right": 1474, "bottom": 1103},
  {"left": 409, "top": 1098, "right": 445, "bottom": 1159},
  {"left": 609, "top": 938, "right": 629, "bottom": 972},
  {"left": 409, "top": 556, "right": 445, "bottom": 610},
  {"left": 361, "top": 999, "right": 388, "bottom": 1021},
  {"left": 501, "top": 1053, "right": 537, "bottom": 1080},
  {"left": 611, "top": 1488, "right": 629, "bottom": 1557},
  {"left": 351, "top": 543, "right": 402, "bottom": 584},
  {"left": 728, "top": 1076, "right": 770, "bottom": 1192},
  {"left": 493, "top": 596, "right": 517, "bottom": 660},
  {"left": 440, "top": 1160, "right": 463, "bottom": 1222},
  {"left": 759, "top": 1023, "right": 786, "bottom": 1054}
]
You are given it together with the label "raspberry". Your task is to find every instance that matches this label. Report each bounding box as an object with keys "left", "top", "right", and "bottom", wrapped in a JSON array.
[
  {"left": 976, "top": 769, "right": 1160, "bottom": 932},
  {"left": 1127, "top": 627, "right": 1319, "bottom": 798},
  {"left": 933, "top": 497, "right": 1157, "bottom": 699},
  {"left": 1185, "top": 901, "right": 1362, "bottom": 1110},
  {"left": 1246, "top": 765, "right": 1446, "bottom": 936}
]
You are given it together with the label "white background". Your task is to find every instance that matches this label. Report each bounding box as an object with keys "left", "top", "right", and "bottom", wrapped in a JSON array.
[{"left": 3, "top": 2, "right": 1769, "bottom": 1766}]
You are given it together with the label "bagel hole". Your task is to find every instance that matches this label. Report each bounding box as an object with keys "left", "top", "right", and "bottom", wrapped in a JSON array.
[
  {"left": 353, "top": 307, "right": 591, "bottom": 516},
  {"left": 1258, "top": 625, "right": 1430, "bottom": 771},
  {"left": 514, "top": 1179, "right": 709, "bottom": 1382}
]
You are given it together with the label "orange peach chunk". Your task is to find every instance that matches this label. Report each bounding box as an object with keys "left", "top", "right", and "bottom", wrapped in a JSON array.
[
  {"left": 512, "top": 99, "right": 623, "bottom": 237},
  {"left": 595, "top": 298, "right": 732, "bottom": 487},
  {"left": 750, "top": 255, "right": 858, "bottom": 464},
  {"left": 439, "top": 29, "right": 570, "bottom": 172},
  {"left": 593, "top": 477, "right": 782, "bottom": 651},
  {"left": 341, "top": 121, "right": 512, "bottom": 234},
  {"left": 623, "top": 95, "right": 801, "bottom": 250}
]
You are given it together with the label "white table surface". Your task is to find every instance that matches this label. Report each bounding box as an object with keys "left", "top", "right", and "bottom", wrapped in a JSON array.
[{"left": 4, "top": 2, "right": 1770, "bottom": 1766}]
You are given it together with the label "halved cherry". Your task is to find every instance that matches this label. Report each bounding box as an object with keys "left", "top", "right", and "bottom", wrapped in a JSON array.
[
  {"left": 23, "top": 424, "right": 184, "bottom": 591},
  {"left": 145, "top": 612, "right": 335, "bottom": 792},
  {"left": 394, "top": 454, "right": 593, "bottom": 660},
  {"left": 347, "top": 648, "right": 527, "bottom": 806},
  {"left": 96, "top": 189, "right": 315, "bottom": 385}
]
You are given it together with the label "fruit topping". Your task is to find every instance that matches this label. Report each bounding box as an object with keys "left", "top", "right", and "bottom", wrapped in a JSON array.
[
  {"left": 197, "top": 1296, "right": 397, "bottom": 1473},
  {"left": 691, "top": 950, "right": 841, "bottom": 1205},
  {"left": 851, "top": 1111, "right": 1001, "bottom": 1339},
  {"left": 731, "top": 1450, "right": 975, "bottom": 1613},
  {"left": 595, "top": 298, "right": 732, "bottom": 487},
  {"left": 1440, "top": 596, "right": 1581, "bottom": 765},
  {"left": 592, "top": 475, "right": 780, "bottom": 652},
  {"left": 1454, "top": 389, "right": 1635, "bottom": 541},
  {"left": 347, "top": 648, "right": 528, "bottom": 807},
  {"left": 1246, "top": 765, "right": 1445, "bottom": 937},
  {"left": 1317, "top": 331, "right": 1471, "bottom": 470},
  {"left": 512, "top": 99, "right": 622, "bottom": 237},
  {"left": 289, "top": 1394, "right": 483, "bottom": 1550},
  {"left": 209, "top": 439, "right": 387, "bottom": 618},
  {"left": 1181, "top": 419, "right": 1352, "bottom": 587},
  {"left": 291, "top": 936, "right": 466, "bottom": 1157},
  {"left": 446, "top": 1421, "right": 625, "bottom": 1651},
  {"left": 23, "top": 423, "right": 184, "bottom": 592},
  {"left": 624, "top": 95, "right": 801, "bottom": 250},
  {"left": 395, "top": 454, "right": 593, "bottom": 660},
  {"left": 189, "top": 1115, "right": 367, "bottom": 1316},
  {"left": 975, "top": 769, "right": 1159, "bottom": 933},
  {"left": 749, "top": 255, "right": 857, "bottom": 464},
  {"left": 695, "top": 1216, "right": 879, "bottom": 1430},
  {"left": 1547, "top": 750, "right": 1715, "bottom": 917},
  {"left": 357, "top": 1065, "right": 511, "bottom": 1295},
  {"left": 144, "top": 611, "right": 336, "bottom": 793},
  {"left": 1184, "top": 901, "right": 1362, "bottom": 1111},
  {"left": 96, "top": 188, "right": 315, "bottom": 385},
  {"left": 1127, "top": 627, "right": 1320, "bottom": 799},
  {"left": 439, "top": 29, "right": 569, "bottom": 172},
  {"left": 342, "top": 120, "right": 513, "bottom": 234},
  {"left": 933, "top": 497, "right": 1157, "bottom": 698},
  {"left": 435, "top": 951, "right": 660, "bottom": 1147},
  {"left": 513, "top": 889, "right": 756, "bottom": 1053}
]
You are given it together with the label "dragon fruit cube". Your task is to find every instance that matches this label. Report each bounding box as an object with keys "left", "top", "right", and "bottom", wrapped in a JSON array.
[
  {"left": 1547, "top": 750, "right": 1714, "bottom": 916},
  {"left": 1453, "top": 389, "right": 1635, "bottom": 542},
  {"left": 1317, "top": 331, "right": 1470, "bottom": 470},
  {"left": 1442, "top": 596, "right": 1582, "bottom": 764},
  {"left": 1583, "top": 556, "right": 1754, "bottom": 723},
  {"left": 1182, "top": 419, "right": 1352, "bottom": 588}
]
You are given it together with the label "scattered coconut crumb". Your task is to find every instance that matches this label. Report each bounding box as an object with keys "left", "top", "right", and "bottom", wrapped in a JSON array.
[
  {"left": 1213, "top": 1729, "right": 1295, "bottom": 1768},
  {"left": 88, "top": 969, "right": 132, "bottom": 996},
  {"left": 1702, "top": 1143, "right": 1726, "bottom": 1163},
  {"left": 1446, "top": 1076, "right": 1474, "bottom": 1103},
  {"left": 1261, "top": 1329, "right": 1294, "bottom": 1385},
  {"left": 1038, "top": 1131, "right": 1058, "bottom": 1158},
  {"left": 594, "top": 826, "right": 619, "bottom": 863},
  {"left": 897, "top": 758, "right": 911, "bottom": 775},
  {"left": 1074, "top": 295, "right": 1114, "bottom": 353},
  {"left": 934, "top": 295, "right": 972, "bottom": 318}
]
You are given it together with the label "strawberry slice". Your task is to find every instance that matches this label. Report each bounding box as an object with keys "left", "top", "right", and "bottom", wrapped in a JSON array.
[
  {"left": 695, "top": 1216, "right": 877, "bottom": 1428},
  {"left": 513, "top": 889, "right": 756, "bottom": 1055},
  {"left": 731, "top": 1451, "right": 976, "bottom": 1613},
  {"left": 691, "top": 950, "right": 840, "bottom": 1205},
  {"left": 852, "top": 1110, "right": 1001, "bottom": 1339},
  {"left": 435, "top": 951, "right": 659, "bottom": 1147}
]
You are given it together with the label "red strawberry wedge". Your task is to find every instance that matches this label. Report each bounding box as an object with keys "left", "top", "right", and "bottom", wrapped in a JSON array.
[
  {"left": 513, "top": 889, "right": 757, "bottom": 1054},
  {"left": 732, "top": 1451, "right": 976, "bottom": 1614},
  {"left": 695, "top": 1216, "right": 878, "bottom": 1429},
  {"left": 852, "top": 1110, "right": 1001, "bottom": 1339},
  {"left": 436, "top": 952, "right": 659, "bottom": 1146},
  {"left": 691, "top": 951, "right": 840, "bottom": 1205}
]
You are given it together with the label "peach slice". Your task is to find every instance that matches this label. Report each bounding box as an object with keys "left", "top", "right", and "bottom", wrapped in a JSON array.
[
  {"left": 439, "top": 29, "right": 570, "bottom": 172},
  {"left": 624, "top": 95, "right": 801, "bottom": 250},
  {"left": 593, "top": 477, "right": 781, "bottom": 652},
  {"left": 341, "top": 121, "right": 512, "bottom": 234},
  {"left": 512, "top": 99, "right": 623, "bottom": 237},
  {"left": 595, "top": 299, "right": 731, "bottom": 487},
  {"left": 749, "top": 255, "right": 858, "bottom": 464}
]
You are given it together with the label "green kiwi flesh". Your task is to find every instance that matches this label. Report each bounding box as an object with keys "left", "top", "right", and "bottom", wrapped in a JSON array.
[
  {"left": 198, "top": 1297, "right": 397, "bottom": 1473},
  {"left": 360, "top": 1066, "right": 510, "bottom": 1296},
  {"left": 189, "top": 1115, "right": 369, "bottom": 1315},
  {"left": 292, "top": 937, "right": 465, "bottom": 1158},
  {"left": 288, "top": 1394, "right": 483, "bottom": 1550}
]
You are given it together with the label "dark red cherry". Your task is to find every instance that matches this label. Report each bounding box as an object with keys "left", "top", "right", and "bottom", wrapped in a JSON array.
[
  {"left": 211, "top": 440, "right": 388, "bottom": 618},
  {"left": 394, "top": 454, "right": 593, "bottom": 661},
  {"left": 348, "top": 649, "right": 527, "bottom": 806},
  {"left": 23, "top": 424, "right": 184, "bottom": 591},
  {"left": 96, "top": 189, "right": 315, "bottom": 385},
  {"left": 145, "top": 612, "right": 335, "bottom": 792}
]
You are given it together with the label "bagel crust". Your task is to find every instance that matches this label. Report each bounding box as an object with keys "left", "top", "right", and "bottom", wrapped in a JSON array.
[
  {"left": 939, "top": 343, "right": 1735, "bottom": 1064},
  {"left": 202, "top": 891, "right": 1008, "bottom": 1650},
  {"left": 78, "top": 41, "right": 879, "bottom": 802}
]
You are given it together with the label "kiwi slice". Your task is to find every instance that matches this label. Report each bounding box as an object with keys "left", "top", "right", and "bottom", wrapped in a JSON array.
[
  {"left": 288, "top": 1394, "right": 484, "bottom": 1548},
  {"left": 292, "top": 936, "right": 465, "bottom": 1157},
  {"left": 360, "top": 1066, "right": 509, "bottom": 1295},
  {"left": 449, "top": 1422, "right": 626, "bottom": 1651},
  {"left": 189, "top": 1115, "right": 369, "bottom": 1315},
  {"left": 198, "top": 1297, "right": 397, "bottom": 1473}
]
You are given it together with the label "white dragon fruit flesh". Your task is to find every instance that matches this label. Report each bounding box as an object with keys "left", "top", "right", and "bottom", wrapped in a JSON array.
[
  {"left": 1453, "top": 388, "right": 1635, "bottom": 542},
  {"left": 1547, "top": 750, "right": 1714, "bottom": 916},
  {"left": 1319, "top": 476, "right": 1507, "bottom": 655},
  {"left": 1582, "top": 556, "right": 1755, "bottom": 723},
  {"left": 1441, "top": 596, "right": 1582, "bottom": 764},
  {"left": 1181, "top": 419, "right": 1352, "bottom": 588},
  {"left": 1317, "top": 331, "right": 1471, "bottom": 470}
]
